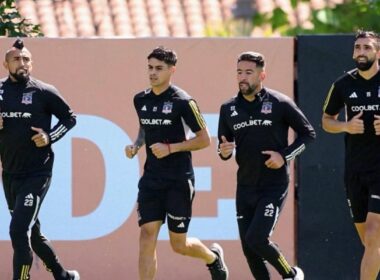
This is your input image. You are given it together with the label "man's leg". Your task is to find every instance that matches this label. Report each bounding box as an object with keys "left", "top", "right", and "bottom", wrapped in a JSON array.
[
  {"left": 166, "top": 178, "right": 228, "bottom": 279},
  {"left": 237, "top": 209, "right": 270, "bottom": 279},
  {"left": 244, "top": 191, "right": 299, "bottom": 279},
  {"left": 31, "top": 220, "right": 79, "bottom": 280},
  {"left": 2, "top": 173, "right": 32, "bottom": 280},
  {"left": 360, "top": 213, "right": 380, "bottom": 280},
  {"left": 139, "top": 221, "right": 162, "bottom": 280},
  {"left": 240, "top": 237, "right": 271, "bottom": 279},
  {"left": 10, "top": 189, "right": 40, "bottom": 280},
  {"left": 168, "top": 231, "right": 215, "bottom": 262},
  {"left": 355, "top": 222, "right": 365, "bottom": 245},
  {"left": 168, "top": 231, "right": 228, "bottom": 279}
]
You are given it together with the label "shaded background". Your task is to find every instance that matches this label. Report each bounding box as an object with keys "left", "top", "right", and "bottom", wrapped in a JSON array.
[{"left": 297, "top": 35, "right": 364, "bottom": 280}]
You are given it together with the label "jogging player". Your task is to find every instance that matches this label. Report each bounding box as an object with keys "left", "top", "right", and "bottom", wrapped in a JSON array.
[
  {"left": 322, "top": 30, "right": 380, "bottom": 280},
  {"left": 218, "top": 51, "right": 315, "bottom": 279},
  {"left": 0, "top": 39, "right": 79, "bottom": 280},
  {"left": 125, "top": 46, "right": 228, "bottom": 280}
]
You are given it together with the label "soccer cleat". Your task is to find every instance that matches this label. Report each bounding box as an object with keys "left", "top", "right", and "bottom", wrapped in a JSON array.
[
  {"left": 67, "top": 270, "right": 80, "bottom": 280},
  {"left": 284, "top": 266, "right": 304, "bottom": 280},
  {"left": 207, "top": 243, "right": 229, "bottom": 280}
]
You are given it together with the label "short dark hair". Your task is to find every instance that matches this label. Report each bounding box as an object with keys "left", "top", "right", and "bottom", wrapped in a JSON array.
[
  {"left": 237, "top": 51, "right": 265, "bottom": 68},
  {"left": 147, "top": 46, "right": 177, "bottom": 66},
  {"left": 355, "top": 29, "right": 380, "bottom": 50}
]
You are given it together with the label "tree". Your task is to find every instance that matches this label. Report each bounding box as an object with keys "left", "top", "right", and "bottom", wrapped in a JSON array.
[
  {"left": 253, "top": 0, "right": 380, "bottom": 35},
  {"left": 0, "top": 0, "right": 43, "bottom": 37}
]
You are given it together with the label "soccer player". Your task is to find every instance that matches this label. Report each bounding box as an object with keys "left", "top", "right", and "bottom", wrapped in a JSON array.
[
  {"left": 125, "top": 46, "right": 228, "bottom": 280},
  {"left": 322, "top": 30, "right": 380, "bottom": 280},
  {"left": 218, "top": 51, "right": 315, "bottom": 279},
  {"left": 0, "top": 39, "right": 79, "bottom": 280}
]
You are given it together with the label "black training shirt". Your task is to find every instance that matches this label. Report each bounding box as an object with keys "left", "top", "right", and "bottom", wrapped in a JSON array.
[
  {"left": 323, "top": 69, "right": 380, "bottom": 172},
  {"left": 134, "top": 85, "right": 207, "bottom": 180},
  {"left": 0, "top": 77, "right": 76, "bottom": 175},
  {"left": 218, "top": 87, "right": 316, "bottom": 188}
]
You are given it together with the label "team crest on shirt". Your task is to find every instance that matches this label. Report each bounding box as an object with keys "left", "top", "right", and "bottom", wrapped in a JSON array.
[
  {"left": 162, "top": 102, "right": 173, "bottom": 114},
  {"left": 261, "top": 102, "right": 272, "bottom": 114},
  {"left": 21, "top": 91, "right": 33, "bottom": 105}
]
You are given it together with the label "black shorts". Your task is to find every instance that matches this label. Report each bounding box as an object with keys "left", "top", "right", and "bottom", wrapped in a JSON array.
[
  {"left": 345, "top": 171, "right": 380, "bottom": 223},
  {"left": 137, "top": 175, "right": 195, "bottom": 233}
]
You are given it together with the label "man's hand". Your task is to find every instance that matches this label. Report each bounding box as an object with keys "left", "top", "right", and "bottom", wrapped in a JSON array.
[
  {"left": 346, "top": 111, "right": 364, "bottom": 134},
  {"left": 31, "top": 127, "right": 50, "bottom": 147},
  {"left": 262, "top": 150, "right": 285, "bottom": 169},
  {"left": 219, "top": 135, "right": 235, "bottom": 158},
  {"left": 149, "top": 143, "right": 171, "bottom": 159},
  {"left": 125, "top": 145, "right": 139, "bottom": 159},
  {"left": 374, "top": 115, "right": 380, "bottom": 135}
]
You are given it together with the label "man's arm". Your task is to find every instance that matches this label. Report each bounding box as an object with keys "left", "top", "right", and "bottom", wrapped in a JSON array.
[
  {"left": 149, "top": 127, "right": 210, "bottom": 159},
  {"left": 125, "top": 126, "right": 145, "bottom": 159},
  {"left": 322, "top": 111, "right": 364, "bottom": 134},
  {"left": 169, "top": 127, "right": 210, "bottom": 152},
  {"left": 31, "top": 86, "right": 76, "bottom": 147},
  {"left": 217, "top": 105, "right": 234, "bottom": 160},
  {"left": 276, "top": 100, "right": 316, "bottom": 164}
]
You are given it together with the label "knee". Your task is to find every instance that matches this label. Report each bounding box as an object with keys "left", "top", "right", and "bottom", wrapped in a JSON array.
[
  {"left": 30, "top": 231, "right": 46, "bottom": 248},
  {"left": 246, "top": 234, "right": 269, "bottom": 253},
  {"left": 170, "top": 240, "right": 187, "bottom": 255},
  {"left": 140, "top": 226, "right": 157, "bottom": 242},
  {"left": 9, "top": 229, "right": 30, "bottom": 250},
  {"left": 364, "top": 221, "right": 380, "bottom": 248},
  {"left": 251, "top": 239, "right": 270, "bottom": 253}
]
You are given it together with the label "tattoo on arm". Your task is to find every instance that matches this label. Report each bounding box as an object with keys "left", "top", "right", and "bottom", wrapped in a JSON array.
[{"left": 135, "top": 127, "right": 145, "bottom": 148}]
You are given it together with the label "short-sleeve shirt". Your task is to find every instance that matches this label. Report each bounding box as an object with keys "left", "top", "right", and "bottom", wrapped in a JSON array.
[
  {"left": 134, "top": 85, "right": 207, "bottom": 180},
  {"left": 323, "top": 69, "right": 380, "bottom": 172}
]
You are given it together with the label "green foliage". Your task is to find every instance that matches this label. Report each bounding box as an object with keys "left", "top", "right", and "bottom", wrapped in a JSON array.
[
  {"left": 253, "top": 0, "right": 380, "bottom": 36},
  {"left": 0, "top": 0, "right": 43, "bottom": 37}
]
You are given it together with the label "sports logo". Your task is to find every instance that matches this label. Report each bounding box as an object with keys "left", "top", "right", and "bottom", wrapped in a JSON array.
[
  {"left": 21, "top": 91, "right": 33, "bottom": 105},
  {"left": 0, "top": 111, "right": 33, "bottom": 118},
  {"left": 177, "top": 222, "right": 185, "bottom": 228},
  {"left": 140, "top": 118, "right": 172, "bottom": 125},
  {"left": 261, "top": 102, "right": 272, "bottom": 114},
  {"left": 162, "top": 101, "right": 173, "bottom": 114},
  {"left": 349, "top": 92, "right": 358, "bottom": 98},
  {"left": 230, "top": 111, "right": 238, "bottom": 117}
]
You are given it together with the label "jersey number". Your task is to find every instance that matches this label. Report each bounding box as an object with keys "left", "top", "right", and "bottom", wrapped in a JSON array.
[{"left": 264, "top": 209, "right": 274, "bottom": 217}]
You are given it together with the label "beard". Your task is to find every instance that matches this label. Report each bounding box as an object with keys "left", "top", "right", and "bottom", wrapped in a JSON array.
[
  {"left": 9, "top": 69, "right": 30, "bottom": 83},
  {"left": 239, "top": 82, "right": 257, "bottom": 96},
  {"left": 355, "top": 56, "right": 376, "bottom": 71}
]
